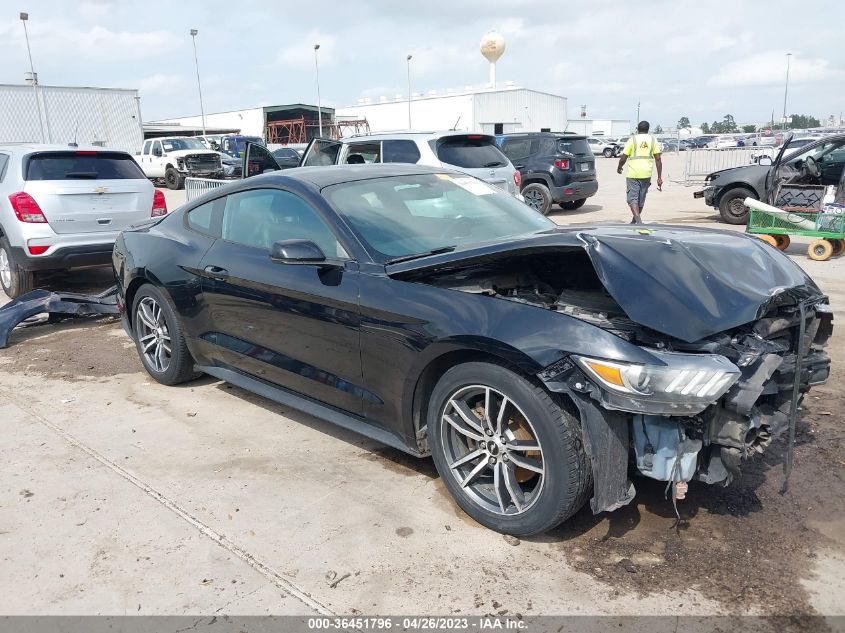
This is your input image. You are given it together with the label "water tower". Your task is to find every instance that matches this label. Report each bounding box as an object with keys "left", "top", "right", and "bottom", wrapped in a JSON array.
[{"left": 480, "top": 30, "right": 506, "bottom": 89}]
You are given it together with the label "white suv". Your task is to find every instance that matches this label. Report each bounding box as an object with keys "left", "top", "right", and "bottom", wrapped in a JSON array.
[
  {"left": 299, "top": 132, "right": 521, "bottom": 197},
  {"left": 0, "top": 144, "right": 164, "bottom": 298}
]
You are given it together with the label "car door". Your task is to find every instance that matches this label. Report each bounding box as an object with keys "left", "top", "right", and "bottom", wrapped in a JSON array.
[
  {"left": 198, "top": 186, "right": 364, "bottom": 415},
  {"left": 150, "top": 141, "right": 165, "bottom": 178},
  {"left": 300, "top": 138, "right": 343, "bottom": 167},
  {"left": 243, "top": 142, "right": 281, "bottom": 178}
]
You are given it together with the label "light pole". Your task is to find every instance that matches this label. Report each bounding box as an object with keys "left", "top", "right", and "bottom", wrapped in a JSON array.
[
  {"left": 782, "top": 53, "right": 792, "bottom": 131},
  {"left": 406, "top": 54, "right": 413, "bottom": 130},
  {"left": 189, "top": 29, "right": 206, "bottom": 136},
  {"left": 20, "top": 12, "right": 45, "bottom": 143},
  {"left": 314, "top": 44, "right": 323, "bottom": 137}
]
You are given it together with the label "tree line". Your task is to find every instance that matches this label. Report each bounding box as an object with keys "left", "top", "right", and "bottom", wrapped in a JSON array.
[{"left": 675, "top": 114, "right": 822, "bottom": 134}]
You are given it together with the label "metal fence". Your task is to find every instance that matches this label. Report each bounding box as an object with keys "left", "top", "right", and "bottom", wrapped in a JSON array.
[
  {"left": 185, "top": 177, "right": 228, "bottom": 201},
  {"left": 682, "top": 147, "right": 776, "bottom": 184}
]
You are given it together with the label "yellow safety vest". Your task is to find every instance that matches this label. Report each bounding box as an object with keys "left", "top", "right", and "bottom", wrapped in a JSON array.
[{"left": 624, "top": 134, "right": 659, "bottom": 179}]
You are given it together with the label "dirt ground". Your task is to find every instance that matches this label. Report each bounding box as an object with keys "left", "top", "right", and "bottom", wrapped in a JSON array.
[{"left": 1, "top": 153, "right": 843, "bottom": 625}]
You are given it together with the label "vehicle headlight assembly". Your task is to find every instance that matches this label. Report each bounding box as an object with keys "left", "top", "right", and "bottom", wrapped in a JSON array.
[
  {"left": 176, "top": 158, "right": 185, "bottom": 169},
  {"left": 574, "top": 350, "right": 740, "bottom": 415}
]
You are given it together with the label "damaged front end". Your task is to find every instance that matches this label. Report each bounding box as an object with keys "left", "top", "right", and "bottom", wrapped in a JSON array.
[
  {"left": 396, "top": 227, "right": 833, "bottom": 514},
  {"left": 544, "top": 295, "right": 832, "bottom": 510}
]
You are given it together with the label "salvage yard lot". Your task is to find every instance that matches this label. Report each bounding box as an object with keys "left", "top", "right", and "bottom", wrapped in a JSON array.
[{"left": 1, "top": 154, "right": 843, "bottom": 620}]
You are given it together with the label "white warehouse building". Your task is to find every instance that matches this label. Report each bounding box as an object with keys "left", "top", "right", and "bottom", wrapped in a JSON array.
[{"left": 336, "top": 86, "right": 568, "bottom": 135}]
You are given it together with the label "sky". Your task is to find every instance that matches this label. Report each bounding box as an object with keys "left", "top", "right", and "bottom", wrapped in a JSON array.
[{"left": 1, "top": 0, "right": 843, "bottom": 128}]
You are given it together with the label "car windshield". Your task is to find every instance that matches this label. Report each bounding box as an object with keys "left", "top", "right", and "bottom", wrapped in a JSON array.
[
  {"left": 324, "top": 173, "right": 554, "bottom": 262},
  {"left": 162, "top": 138, "right": 206, "bottom": 151}
]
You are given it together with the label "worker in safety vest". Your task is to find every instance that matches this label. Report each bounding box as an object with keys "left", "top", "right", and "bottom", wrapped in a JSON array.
[{"left": 617, "top": 121, "right": 663, "bottom": 224}]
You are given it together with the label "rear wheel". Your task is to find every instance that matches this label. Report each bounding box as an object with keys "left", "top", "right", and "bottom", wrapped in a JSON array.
[
  {"left": 0, "top": 237, "right": 35, "bottom": 299},
  {"left": 830, "top": 239, "right": 845, "bottom": 257},
  {"left": 560, "top": 199, "right": 587, "bottom": 211},
  {"left": 164, "top": 167, "right": 185, "bottom": 190},
  {"left": 132, "top": 284, "right": 198, "bottom": 385},
  {"left": 808, "top": 239, "right": 833, "bottom": 261},
  {"left": 521, "top": 183, "right": 552, "bottom": 215},
  {"left": 718, "top": 187, "right": 753, "bottom": 224},
  {"left": 773, "top": 234, "right": 790, "bottom": 251},
  {"left": 429, "top": 362, "right": 590, "bottom": 536}
]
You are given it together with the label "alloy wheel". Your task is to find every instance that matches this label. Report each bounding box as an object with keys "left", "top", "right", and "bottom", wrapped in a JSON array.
[
  {"left": 439, "top": 385, "right": 545, "bottom": 516},
  {"left": 0, "top": 248, "right": 10, "bottom": 289},
  {"left": 523, "top": 190, "right": 543, "bottom": 210},
  {"left": 135, "top": 296, "right": 172, "bottom": 373}
]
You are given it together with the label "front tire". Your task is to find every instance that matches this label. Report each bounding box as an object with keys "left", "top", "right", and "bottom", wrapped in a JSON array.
[
  {"left": 428, "top": 362, "right": 590, "bottom": 536},
  {"left": 560, "top": 198, "right": 587, "bottom": 211},
  {"left": 0, "top": 237, "right": 35, "bottom": 299},
  {"left": 602, "top": 148, "right": 613, "bottom": 158},
  {"left": 718, "top": 187, "right": 754, "bottom": 224},
  {"left": 521, "top": 183, "right": 552, "bottom": 215},
  {"left": 164, "top": 167, "right": 185, "bottom": 190},
  {"left": 132, "top": 284, "right": 198, "bottom": 385}
]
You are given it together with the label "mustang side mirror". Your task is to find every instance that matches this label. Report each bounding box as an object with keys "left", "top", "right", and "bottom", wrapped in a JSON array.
[
  {"left": 270, "top": 239, "right": 328, "bottom": 265},
  {"left": 758, "top": 155, "right": 773, "bottom": 166}
]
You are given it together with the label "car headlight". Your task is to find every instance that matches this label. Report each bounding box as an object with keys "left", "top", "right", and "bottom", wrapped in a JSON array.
[
  {"left": 574, "top": 349, "right": 740, "bottom": 415},
  {"left": 705, "top": 173, "right": 720, "bottom": 183},
  {"left": 177, "top": 158, "right": 185, "bottom": 168}
]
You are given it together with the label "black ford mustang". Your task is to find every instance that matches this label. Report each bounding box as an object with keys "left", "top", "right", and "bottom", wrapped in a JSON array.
[{"left": 113, "top": 162, "right": 832, "bottom": 536}]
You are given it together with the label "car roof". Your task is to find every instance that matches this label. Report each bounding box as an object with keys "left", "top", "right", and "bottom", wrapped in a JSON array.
[
  {"left": 501, "top": 132, "right": 587, "bottom": 140},
  {"left": 344, "top": 130, "right": 494, "bottom": 141},
  {"left": 0, "top": 143, "right": 129, "bottom": 155},
  {"left": 250, "top": 163, "right": 466, "bottom": 189}
]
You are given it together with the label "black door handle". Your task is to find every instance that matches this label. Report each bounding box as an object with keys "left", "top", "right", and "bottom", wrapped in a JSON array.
[
  {"left": 514, "top": 165, "right": 524, "bottom": 169},
  {"left": 203, "top": 265, "right": 229, "bottom": 280}
]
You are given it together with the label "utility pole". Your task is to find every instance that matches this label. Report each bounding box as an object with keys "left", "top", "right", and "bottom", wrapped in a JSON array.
[
  {"left": 406, "top": 55, "right": 413, "bottom": 130},
  {"left": 314, "top": 44, "right": 323, "bottom": 137},
  {"left": 636, "top": 100, "right": 641, "bottom": 124},
  {"left": 190, "top": 29, "right": 206, "bottom": 136},
  {"left": 782, "top": 53, "right": 792, "bottom": 131},
  {"left": 20, "top": 12, "right": 46, "bottom": 143}
]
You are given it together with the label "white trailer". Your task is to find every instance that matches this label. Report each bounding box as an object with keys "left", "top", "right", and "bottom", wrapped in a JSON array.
[{"left": 0, "top": 83, "right": 144, "bottom": 154}]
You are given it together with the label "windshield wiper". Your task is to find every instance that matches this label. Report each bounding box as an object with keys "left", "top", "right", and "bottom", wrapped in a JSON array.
[
  {"left": 385, "top": 245, "right": 456, "bottom": 265},
  {"left": 482, "top": 161, "right": 504, "bottom": 167}
]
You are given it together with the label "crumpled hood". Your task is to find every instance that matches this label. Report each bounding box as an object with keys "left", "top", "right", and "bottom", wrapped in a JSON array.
[
  {"left": 387, "top": 225, "right": 824, "bottom": 343},
  {"left": 576, "top": 226, "right": 822, "bottom": 342}
]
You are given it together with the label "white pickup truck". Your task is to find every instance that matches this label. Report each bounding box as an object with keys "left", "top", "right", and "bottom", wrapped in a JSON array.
[{"left": 136, "top": 137, "right": 223, "bottom": 190}]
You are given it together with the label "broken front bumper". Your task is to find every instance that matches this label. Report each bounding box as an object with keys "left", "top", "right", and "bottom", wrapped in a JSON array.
[{"left": 0, "top": 286, "right": 120, "bottom": 349}]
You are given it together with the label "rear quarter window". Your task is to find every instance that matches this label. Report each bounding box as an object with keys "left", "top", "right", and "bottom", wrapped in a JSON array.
[
  {"left": 0, "top": 153, "right": 9, "bottom": 182},
  {"left": 435, "top": 137, "right": 509, "bottom": 168},
  {"left": 25, "top": 152, "right": 146, "bottom": 180}
]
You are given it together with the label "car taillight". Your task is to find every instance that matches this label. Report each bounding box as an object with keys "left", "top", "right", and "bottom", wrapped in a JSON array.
[
  {"left": 151, "top": 189, "right": 168, "bottom": 217},
  {"left": 513, "top": 170, "right": 522, "bottom": 188},
  {"left": 554, "top": 159, "right": 570, "bottom": 170},
  {"left": 28, "top": 245, "right": 49, "bottom": 255},
  {"left": 8, "top": 192, "right": 47, "bottom": 223}
]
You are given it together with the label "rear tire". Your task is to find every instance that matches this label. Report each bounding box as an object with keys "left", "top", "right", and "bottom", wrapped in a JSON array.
[
  {"left": 521, "top": 183, "right": 552, "bottom": 215},
  {"left": 808, "top": 239, "right": 833, "bottom": 262},
  {"left": 132, "top": 284, "right": 198, "bottom": 385},
  {"left": 718, "top": 187, "right": 753, "bottom": 224},
  {"left": 773, "top": 234, "right": 790, "bottom": 251},
  {"left": 830, "top": 239, "right": 845, "bottom": 257},
  {"left": 0, "top": 237, "right": 35, "bottom": 299},
  {"left": 164, "top": 167, "right": 185, "bottom": 190},
  {"left": 428, "top": 361, "right": 590, "bottom": 536},
  {"left": 560, "top": 199, "right": 587, "bottom": 211}
]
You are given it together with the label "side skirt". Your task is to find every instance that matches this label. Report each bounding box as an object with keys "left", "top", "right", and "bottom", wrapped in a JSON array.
[{"left": 198, "top": 364, "right": 423, "bottom": 458}]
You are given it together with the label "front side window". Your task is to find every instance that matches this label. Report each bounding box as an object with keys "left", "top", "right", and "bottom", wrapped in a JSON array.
[
  {"left": 324, "top": 173, "right": 553, "bottom": 262},
  {"left": 221, "top": 188, "right": 346, "bottom": 258}
]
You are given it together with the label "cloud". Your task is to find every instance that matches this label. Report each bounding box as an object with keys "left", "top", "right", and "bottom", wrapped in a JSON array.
[
  {"left": 78, "top": 1, "right": 112, "bottom": 19},
  {"left": 134, "top": 73, "right": 184, "bottom": 94},
  {"left": 709, "top": 52, "right": 844, "bottom": 87},
  {"left": 277, "top": 30, "right": 337, "bottom": 68}
]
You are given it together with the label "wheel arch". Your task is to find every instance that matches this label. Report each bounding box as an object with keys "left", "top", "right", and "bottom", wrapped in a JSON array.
[
  {"left": 714, "top": 182, "right": 759, "bottom": 205},
  {"left": 408, "top": 344, "right": 546, "bottom": 455},
  {"left": 123, "top": 271, "right": 167, "bottom": 331},
  {"left": 520, "top": 175, "right": 552, "bottom": 190}
]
